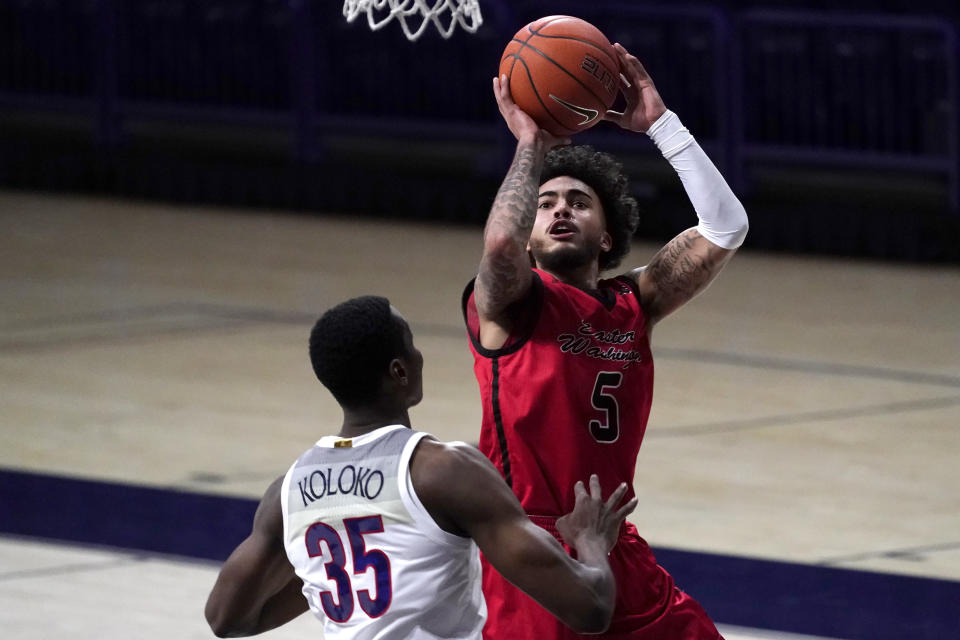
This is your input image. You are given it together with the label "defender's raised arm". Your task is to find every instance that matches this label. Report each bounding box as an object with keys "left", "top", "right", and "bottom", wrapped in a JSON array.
[{"left": 411, "top": 439, "right": 635, "bottom": 634}]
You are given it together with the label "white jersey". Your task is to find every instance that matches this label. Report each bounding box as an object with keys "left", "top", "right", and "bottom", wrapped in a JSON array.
[{"left": 281, "top": 424, "right": 486, "bottom": 640}]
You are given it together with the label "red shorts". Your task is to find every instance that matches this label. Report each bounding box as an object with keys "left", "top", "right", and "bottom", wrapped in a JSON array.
[{"left": 481, "top": 519, "right": 723, "bottom": 640}]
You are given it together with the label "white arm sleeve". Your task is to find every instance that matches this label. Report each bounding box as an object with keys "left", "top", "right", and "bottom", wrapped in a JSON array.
[{"left": 646, "top": 110, "right": 748, "bottom": 250}]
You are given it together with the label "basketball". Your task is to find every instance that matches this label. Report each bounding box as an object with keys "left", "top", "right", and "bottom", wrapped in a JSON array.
[{"left": 499, "top": 15, "right": 620, "bottom": 136}]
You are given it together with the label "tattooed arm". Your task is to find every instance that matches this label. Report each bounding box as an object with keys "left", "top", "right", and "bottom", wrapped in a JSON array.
[
  {"left": 606, "top": 44, "right": 747, "bottom": 326},
  {"left": 475, "top": 76, "right": 567, "bottom": 349},
  {"left": 629, "top": 229, "right": 736, "bottom": 325}
]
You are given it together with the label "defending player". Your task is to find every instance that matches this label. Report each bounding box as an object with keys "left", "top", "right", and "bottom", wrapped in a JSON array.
[
  {"left": 463, "top": 45, "right": 748, "bottom": 638},
  {"left": 205, "top": 296, "right": 637, "bottom": 639}
]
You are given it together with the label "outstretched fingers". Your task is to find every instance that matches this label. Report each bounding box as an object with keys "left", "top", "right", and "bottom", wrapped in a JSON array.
[
  {"left": 614, "top": 43, "right": 649, "bottom": 86},
  {"left": 492, "top": 75, "right": 509, "bottom": 112},
  {"left": 604, "top": 43, "right": 666, "bottom": 133},
  {"left": 604, "top": 482, "right": 628, "bottom": 510},
  {"left": 603, "top": 482, "right": 635, "bottom": 528},
  {"left": 614, "top": 496, "right": 638, "bottom": 523},
  {"left": 573, "top": 478, "right": 588, "bottom": 500},
  {"left": 500, "top": 75, "right": 514, "bottom": 100},
  {"left": 588, "top": 474, "right": 603, "bottom": 499},
  {"left": 570, "top": 478, "right": 590, "bottom": 511},
  {"left": 493, "top": 74, "right": 569, "bottom": 147},
  {"left": 603, "top": 47, "right": 639, "bottom": 125}
]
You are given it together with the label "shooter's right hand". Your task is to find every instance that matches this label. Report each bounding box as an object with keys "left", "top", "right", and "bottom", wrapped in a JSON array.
[{"left": 493, "top": 74, "right": 570, "bottom": 149}]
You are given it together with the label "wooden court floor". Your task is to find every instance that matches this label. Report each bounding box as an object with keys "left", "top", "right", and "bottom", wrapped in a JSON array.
[{"left": 1, "top": 189, "right": 959, "bottom": 638}]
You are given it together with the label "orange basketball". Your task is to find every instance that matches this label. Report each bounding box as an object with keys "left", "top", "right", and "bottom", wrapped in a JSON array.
[{"left": 499, "top": 15, "right": 620, "bottom": 136}]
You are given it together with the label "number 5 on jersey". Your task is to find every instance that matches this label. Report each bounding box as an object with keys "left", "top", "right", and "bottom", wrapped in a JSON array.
[
  {"left": 305, "top": 515, "right": 393, "bottom": 622},
  {"left": 589, "top": 371, "right": 623, "bottom": 443}
]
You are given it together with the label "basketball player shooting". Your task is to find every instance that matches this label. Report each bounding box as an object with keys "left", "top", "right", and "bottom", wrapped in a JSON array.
[
  {"left": 205, "top": 296, "right": 638, "bottom": 639},
  {"left": 462, "top": 44, "right": 749, "bottom": 638}
]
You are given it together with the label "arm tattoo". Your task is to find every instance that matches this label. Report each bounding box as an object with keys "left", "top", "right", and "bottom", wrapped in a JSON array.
[
  {"left": 646, "top": 228, "right": 724, "bottom": 314},
  {"left": 476, "top": 142, "right": 543, "bottom": 314},
  {"left": 485, "top": 142, "right": 542, "bottom": 243},
  {"left": 477, "top": 250, "right": 526, "bottom": 312}
]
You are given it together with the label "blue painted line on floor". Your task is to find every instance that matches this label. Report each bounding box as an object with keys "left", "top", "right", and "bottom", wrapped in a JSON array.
[
  {"left": 655, "top": 547, "right": 960, "bottom": 640},
  {"left": 0, "top": 468, "right": 255, "bottom": 561},
  {"left": 2, "top": 468, "right": 958, "bottom": 639}
]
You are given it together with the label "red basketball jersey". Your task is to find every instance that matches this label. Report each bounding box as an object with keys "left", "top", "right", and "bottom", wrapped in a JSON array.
[{"left": 463, "top": 269, "right": 654, "bottom": 516}]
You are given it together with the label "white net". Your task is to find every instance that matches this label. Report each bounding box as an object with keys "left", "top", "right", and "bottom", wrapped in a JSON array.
[{"left": 342, "top": 0, "right": 483, "bottom": 41}]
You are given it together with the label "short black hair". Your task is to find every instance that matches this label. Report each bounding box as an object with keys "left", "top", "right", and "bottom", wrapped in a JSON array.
[
  {"left": 309, "top": 296, "right": 407, "bottom": 407},
  {"left": 540, "top": 145, "right": 640, "bottom": 271}
]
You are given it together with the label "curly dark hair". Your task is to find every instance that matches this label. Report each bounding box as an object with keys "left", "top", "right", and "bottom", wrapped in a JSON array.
[
  {"left": 308, "top": 296, "right": 406, "bottom": 407},
  {"left": 540, "top": 145, "right": 639, "bottom": 271}
]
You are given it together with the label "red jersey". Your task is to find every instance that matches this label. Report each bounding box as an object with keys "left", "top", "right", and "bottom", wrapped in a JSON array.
[
  {"left": 462, "top": 268, "right": 654, "bottom": 516},
  {"left": 464, "top": 269, "right": 723, "bottom": 639}
]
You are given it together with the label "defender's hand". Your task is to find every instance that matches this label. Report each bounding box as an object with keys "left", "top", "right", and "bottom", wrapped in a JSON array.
[
  {"left": 557, "top": 475, "right": 638, "bottom": 554},
  {"left": 493, "top": 75, "right": 570, "bottom": 148},
  {"left": 603, "top": 43, "right": 667, "bottom": 133}
]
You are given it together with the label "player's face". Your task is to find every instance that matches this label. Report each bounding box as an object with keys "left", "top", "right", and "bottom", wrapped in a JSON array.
[
  {"left": 528, "top": 176, "right": 612, "bottom": 272},
  {"left": 391, "top": 308, "right": 424, "bottom": 407}
]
